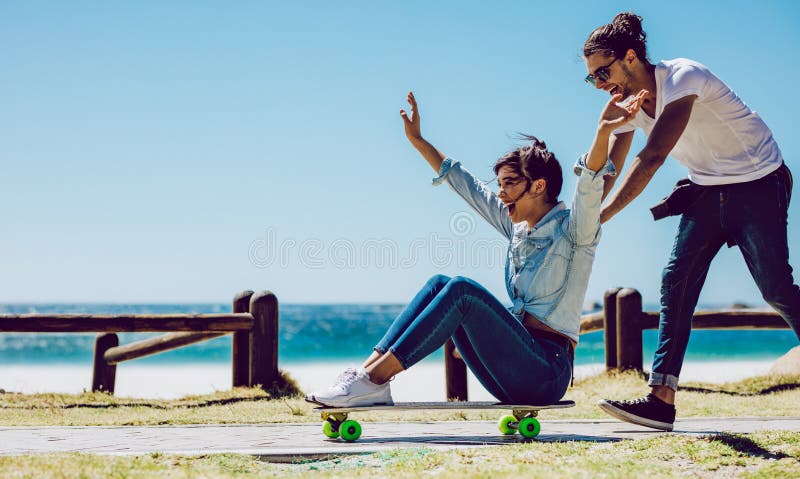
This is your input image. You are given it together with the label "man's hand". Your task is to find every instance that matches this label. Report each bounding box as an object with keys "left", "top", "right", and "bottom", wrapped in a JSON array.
[
  {"left": 400, "top": 91, "right": 422, "bottom": 142},
  {"left": 599, "top": 90, "right": 647, "bottom": 134}
]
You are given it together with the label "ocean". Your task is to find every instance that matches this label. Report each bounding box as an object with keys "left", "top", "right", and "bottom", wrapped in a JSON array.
[{"left": 0, "top": 303, "right": 796, "bottom": 400}]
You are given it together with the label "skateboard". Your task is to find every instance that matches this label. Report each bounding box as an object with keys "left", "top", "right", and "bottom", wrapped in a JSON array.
[{"left": 314, "top": 400, "right": 575, "bottom": 442}]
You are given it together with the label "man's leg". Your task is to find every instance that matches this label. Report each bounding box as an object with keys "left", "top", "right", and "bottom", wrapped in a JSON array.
[
  {"left": 649, "top": 210, "right": 727, "bottom": 394},
  {"left": 599, "top": 189, "right": 726, "bottom": 430},
  {"left": 728, "top": 166, "right": 800, "bottom": 338}
]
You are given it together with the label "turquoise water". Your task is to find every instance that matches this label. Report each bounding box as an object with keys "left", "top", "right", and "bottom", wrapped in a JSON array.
[{"left": 0, "top": 303, "right": 796, "bottom": 366}]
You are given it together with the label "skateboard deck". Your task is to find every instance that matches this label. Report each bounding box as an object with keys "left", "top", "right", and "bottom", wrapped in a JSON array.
[{"left": 313, "top": 400, "right": 575, "bottom": 441}]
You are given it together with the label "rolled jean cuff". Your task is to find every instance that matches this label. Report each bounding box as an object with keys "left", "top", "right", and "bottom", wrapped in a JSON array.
[
  {"left": 648, "top": 372, "right": 679, "bottom": 391},
  {"left": 373, "top": 346, "right": 388, "bottom": 355},
  {"left": 388, "top": 347, "right": 412, "bottom": 370}
]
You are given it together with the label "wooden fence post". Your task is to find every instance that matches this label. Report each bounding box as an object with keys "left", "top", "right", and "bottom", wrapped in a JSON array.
[
  {"left": 603, "top": 287, "right": 622, "bottom": 372},
  {"left": 92, "top": 333, "right": 119, "bottom": 393},
  {"left": 616, "top": 288, "right": 643, "bottom": 373},
  {"left": 249, "top": 291, "right": 279, "bottom": 389},
  {"left": 232, "top": 290, "right": 254, "bottom": 387},
  {"left": 444, "top": 338, "right": 467, "bottom": 401}
]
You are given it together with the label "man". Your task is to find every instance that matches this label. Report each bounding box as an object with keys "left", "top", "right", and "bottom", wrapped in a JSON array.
[{"left": 583, "top": 12, "right": 800, "bottom": 431}]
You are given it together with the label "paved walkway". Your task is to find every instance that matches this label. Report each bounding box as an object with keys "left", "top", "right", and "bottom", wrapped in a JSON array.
[{"left": 2, "top": 417, "right": 799, "bottom": 462}]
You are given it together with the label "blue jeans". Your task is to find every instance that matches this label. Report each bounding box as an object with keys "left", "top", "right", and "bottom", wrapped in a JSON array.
[
  {"left": 651, "top": 164, "right": 800, "bottom": 390},
  {"left": 375, "top": 274, "right": 572, "bottom": 404}
]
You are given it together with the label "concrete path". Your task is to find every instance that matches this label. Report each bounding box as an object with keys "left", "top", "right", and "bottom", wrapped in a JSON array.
[{"left": 2, "top": 417, "right": 800, "bottom": 462}]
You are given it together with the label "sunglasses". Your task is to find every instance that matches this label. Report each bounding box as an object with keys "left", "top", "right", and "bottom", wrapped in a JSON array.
[{"left": 584, "top": 58, "right": 618, "bottom": 87}]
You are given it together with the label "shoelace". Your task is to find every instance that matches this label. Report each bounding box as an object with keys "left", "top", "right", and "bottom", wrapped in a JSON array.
[
  {"left": 331, "top": 368, "right": 359, "bottom": 389},
  {"left": 622, "top": 395, "right": 655, "bottom": 407}
]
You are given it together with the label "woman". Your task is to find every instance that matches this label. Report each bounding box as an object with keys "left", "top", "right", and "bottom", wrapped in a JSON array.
[{"left": 306, "top": 90, "right": 645, "bottom": 407}]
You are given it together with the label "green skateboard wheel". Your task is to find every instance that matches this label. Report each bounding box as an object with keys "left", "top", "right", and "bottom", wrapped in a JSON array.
[
  {"left": 322, "top": 421, "right": 339, "bottom": 438},
  {"left": 518, "top": 417, "right": 541, "bottom": 438},
  {"left": 339, "top": 419, "right": 362, "bottom": 442},
  {"left": 497, "top": 415, "right": 518, "bottom": 435}
]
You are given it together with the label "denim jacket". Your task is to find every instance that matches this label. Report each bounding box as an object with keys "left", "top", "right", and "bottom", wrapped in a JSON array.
[{"left": 433, "top": 155, "right": 615, "bottom": 343}]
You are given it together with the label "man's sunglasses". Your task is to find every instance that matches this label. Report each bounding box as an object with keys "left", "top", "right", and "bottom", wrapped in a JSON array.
[{"left": 584, "top": 58, "right": 618, "bottom": 87}]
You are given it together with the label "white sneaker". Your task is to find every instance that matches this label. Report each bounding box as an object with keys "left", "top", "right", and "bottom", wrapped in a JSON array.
[
  {"left": 305, "top": 368, "right": 394, "bottom": 407},
  {"left": 304, "top": 367, "right": 357, "bottom": 403}
]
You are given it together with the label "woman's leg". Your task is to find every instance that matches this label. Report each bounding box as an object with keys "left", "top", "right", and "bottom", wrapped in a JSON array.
[
  {"left": 306, "top": 275, "right": 451, "bottom": 406},
  {"left": 448, "top": 326, "right": 511, "bottom": 401},
  {"left": 381, "top": 275, "right": 571, "bottom": 403},
  {"left": 366, "top": 274, "right": 452, "bottom": 368},
  {"left": 452, "top": 321, "right": 571, "bottom": 405},
  {"left": 308, "top": 275, "right": 568, "bottom": 406}
]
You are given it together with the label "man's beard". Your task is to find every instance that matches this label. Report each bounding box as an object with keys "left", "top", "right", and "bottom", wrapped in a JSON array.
[{"left": 619, "top": 62, "right": 636, "bottom": 99}]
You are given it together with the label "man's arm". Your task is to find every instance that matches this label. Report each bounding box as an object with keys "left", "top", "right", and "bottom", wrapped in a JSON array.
[{"left": 600, "top": 95, "right": 697, "bottom": 224}]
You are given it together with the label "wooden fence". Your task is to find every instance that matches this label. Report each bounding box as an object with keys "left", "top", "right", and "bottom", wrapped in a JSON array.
[
  {"left": 3, "top": 286, "right": 789, "bottom": 399},
  {"left": 0, "top": 290, "right": 279, "bottom": 395},
  {"left": 443, "top": 287, "right": 789, "bottom": 400}
]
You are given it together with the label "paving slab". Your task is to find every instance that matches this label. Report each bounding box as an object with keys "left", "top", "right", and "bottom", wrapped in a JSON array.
[{"left": 2, "top": 417, "right": 799, "bottom": 462}]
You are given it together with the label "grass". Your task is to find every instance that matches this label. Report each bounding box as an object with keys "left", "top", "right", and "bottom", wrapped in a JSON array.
[
  {"left": 2, "top": 370, "right": 799, "bottom": 426},
  {"left": 3, "top": 371, "right": 800, "bottom": 477},
  {"left": 1, "top": 431, "right": 798, "bottom": 478}
]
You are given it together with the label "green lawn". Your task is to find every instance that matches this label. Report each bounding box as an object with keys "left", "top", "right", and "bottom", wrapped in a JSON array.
[
  {"left": 1, "top": 431, "right": 798, "bottom": 478},
  {"left": 2, "top": 371, "right": 800, "bottom": 478},
  {"left": 1, "top": 370, "right": 799, "bottom": 427}
]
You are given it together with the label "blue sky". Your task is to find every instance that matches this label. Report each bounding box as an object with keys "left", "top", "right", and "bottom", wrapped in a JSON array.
[{"left": 1, "top": 1, "right": 798, "bottom": 306}]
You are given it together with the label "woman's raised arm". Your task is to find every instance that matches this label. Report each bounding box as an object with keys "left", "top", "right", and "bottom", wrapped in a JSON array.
[
  {"left": 401, "top": 91, "right": 513, "bottom": 239},
  {"left": 401, "top": 91, "right": 446, "bottom": 172}
]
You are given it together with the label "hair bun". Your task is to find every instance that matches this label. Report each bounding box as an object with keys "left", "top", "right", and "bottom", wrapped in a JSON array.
[
  {"left": 612, "top": 12, "right": 645, "bottom": 42},
  {"left": 584, "top": 12, "right": 650, "bottom": 74}
]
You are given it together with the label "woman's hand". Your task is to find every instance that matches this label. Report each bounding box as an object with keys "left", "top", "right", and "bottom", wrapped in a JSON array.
[
  {"left": 585, "top": 89, "right": 646, "bottom": 175},
  {"left": 400, "top": 91, "right": 446, "bottom": 172},
  {"left": 400, "top": 91, "right": 422, "bottom": 142},
  {"left": 598, "top": 89, "right": 647, "bottom": 133}
]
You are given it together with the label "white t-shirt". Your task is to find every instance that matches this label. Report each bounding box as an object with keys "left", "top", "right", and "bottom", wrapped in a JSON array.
[{"left": 614, "top": 58, "right": 782, "bottom": 185}]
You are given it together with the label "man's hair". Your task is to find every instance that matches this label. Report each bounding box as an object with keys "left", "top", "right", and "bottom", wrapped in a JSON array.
[
  {"left": 493, "top": 135, "right": 563, "bottom": 204},
  {"left": 584, "top": 12, "right": 650, "bottom": 64}
]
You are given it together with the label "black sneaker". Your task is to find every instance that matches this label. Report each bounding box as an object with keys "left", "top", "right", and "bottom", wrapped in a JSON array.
[{"left": 598, "top": 393, "right": 676, "bottom": 431}]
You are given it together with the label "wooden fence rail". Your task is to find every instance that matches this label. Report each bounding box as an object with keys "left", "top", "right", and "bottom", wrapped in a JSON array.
[
  {"left": 0, "top": 289, "right": 279, "bottom": 395},
  {"left": 0, "top": 314, "right": 254, "bottom": 333},
  {"left": 444, "top": 287, "right": 789, "bottom": 400},
  {"left": 103, "top": 332, "right": 226, "bottom": 366}
]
